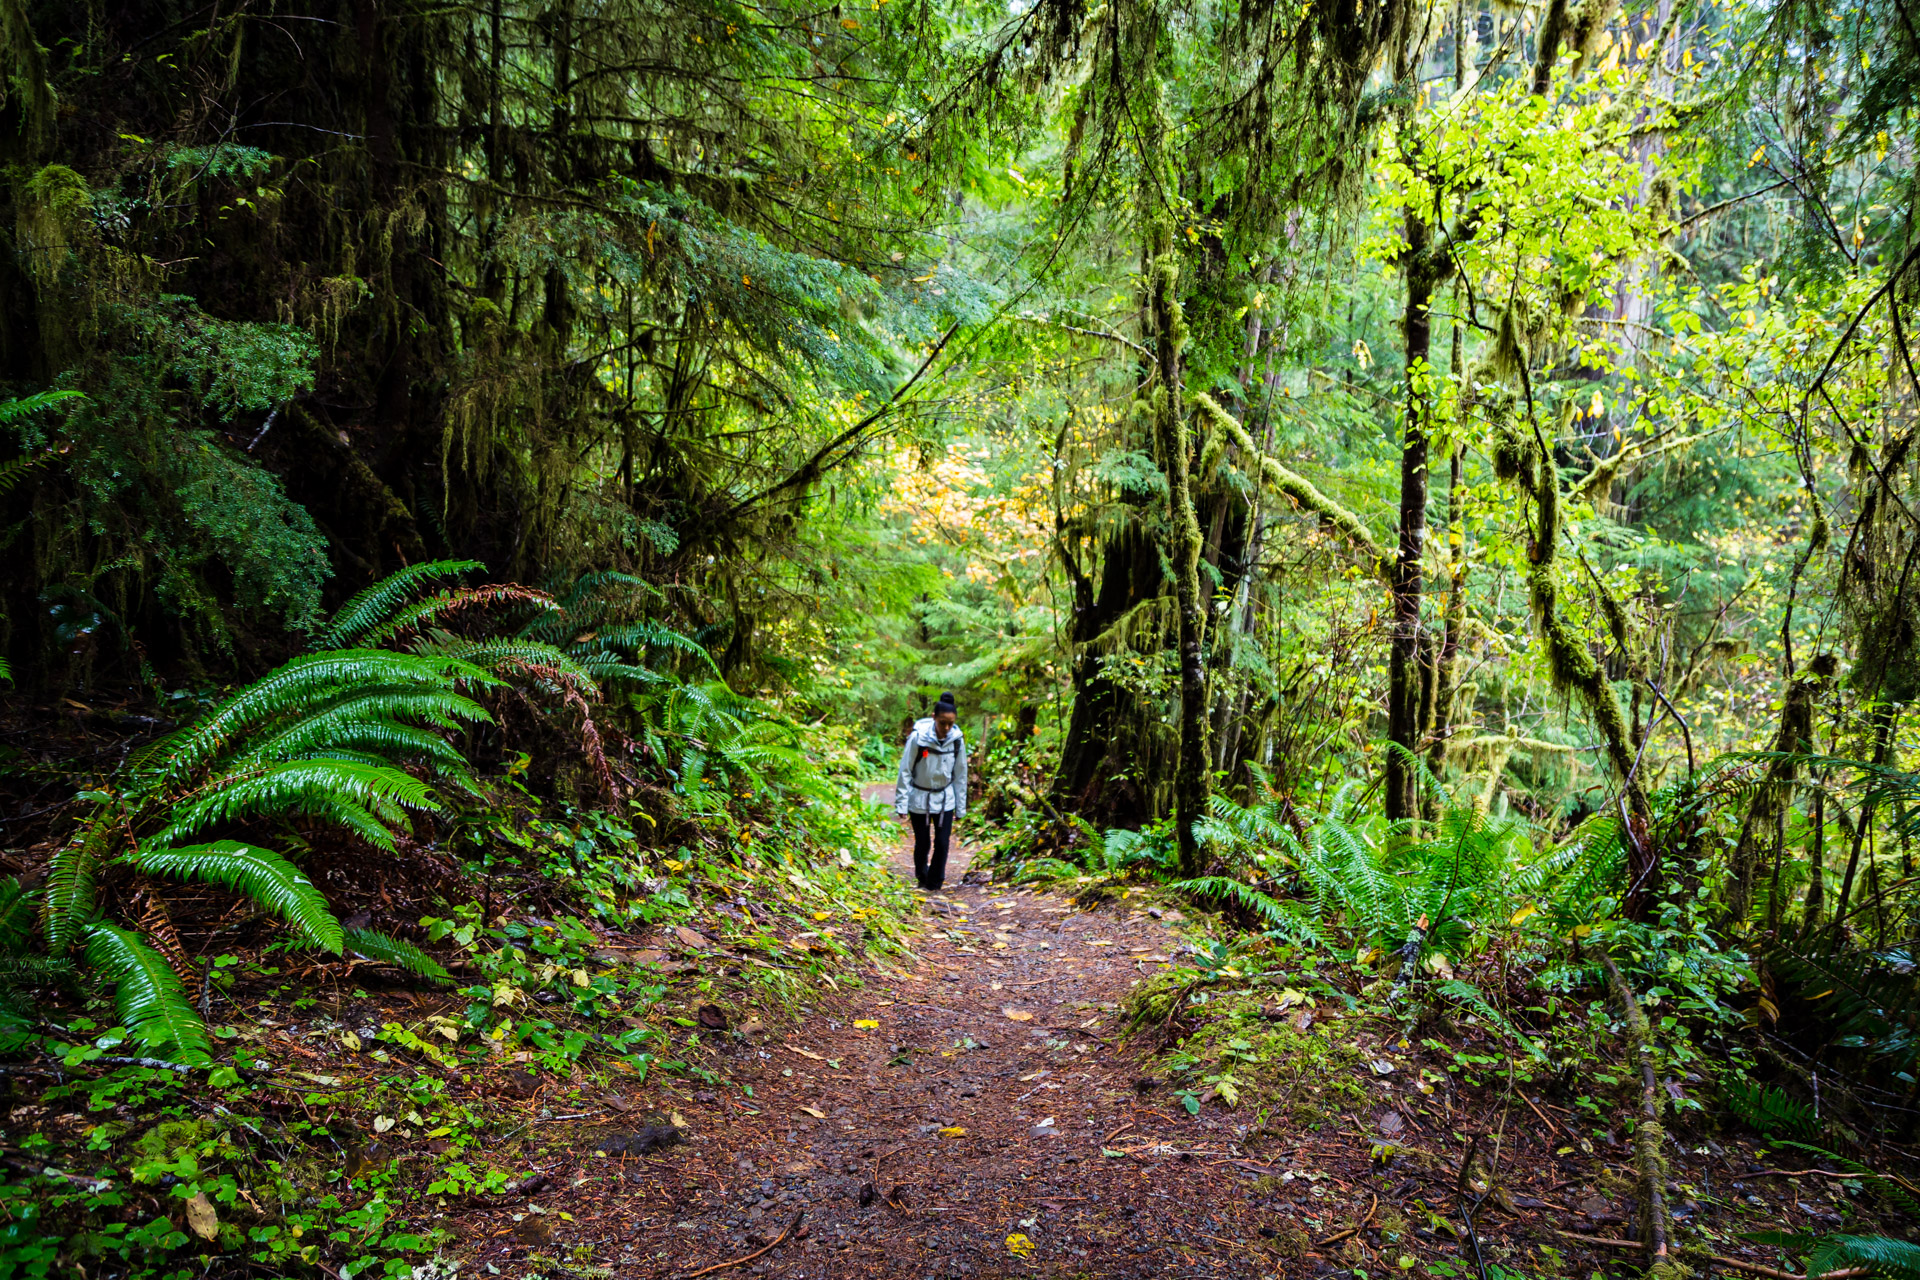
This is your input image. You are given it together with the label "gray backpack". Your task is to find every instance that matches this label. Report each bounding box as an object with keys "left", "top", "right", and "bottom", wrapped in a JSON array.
[{"left": 910, "top": 734, "right": 959, "bottom": 791}]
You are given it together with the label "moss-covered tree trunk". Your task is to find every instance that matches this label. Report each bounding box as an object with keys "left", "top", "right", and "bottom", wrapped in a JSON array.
[
  {"left": 1388, "top": 204, "right": 1437, "bottom": 824},
  {"left": 1147, "top": 215, "right": 1209, "bottom": 877}
]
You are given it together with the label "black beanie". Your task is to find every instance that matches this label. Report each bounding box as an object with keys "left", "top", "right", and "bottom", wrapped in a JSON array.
[{"left": 935, "top": 691, "right": 957, "bottom": 714}]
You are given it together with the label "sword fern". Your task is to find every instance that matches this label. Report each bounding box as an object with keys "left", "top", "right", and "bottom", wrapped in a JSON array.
[{"left": 41, "top": 560, "right": 576, "bottom": 1058}]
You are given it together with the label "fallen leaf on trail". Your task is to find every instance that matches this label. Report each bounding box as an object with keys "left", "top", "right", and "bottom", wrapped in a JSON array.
[
  {"left": 298, "top": 1072, "right": 341, "bottom": 1085},
  {"left": 1006, "top": 1233, "right": 1036, "bottom": 1257},
  {"left": 185, "top": 1193, "right": 219, "bottom": 1241},
  {"left": 990, "top": 982, "right": 1004, "bottom": 991},
  {"left": 372, "top": 1115, "right": 396, "bottom": 1133},
  {"left": 674, "top": 927, "right": 709, "bottom": 949},
  {"left": 853, "top": 1019, "right": 879, "bottom": 1029},
  {"left": 1087, "top": 939, "right": 1113, "bottom": 947},
  {"left": 1369, "top": 1059, "right": 1397, "bottom": 1075},
  {"left": 798, "top": 1105, "right": 827, "bottom": 1119},
  {"left": 1003, "top": 1008, "right": 1033, "bottom": 1021},
  {"left": 938, "top": 1126, "right": 967, "bottom": 1137},
  {"left": 339, "top": 1030, "right": 362, "bottom": 1051},
  {"left": 787, "top": 1046, "right": 825, "bottom": 1060},
  {"left": 670, "top": 1111, "right": 689, "bottom": 1128},
  {"left": 630, "top": 948, "right": 666, "bottom": 964},
  {"left": 696, "top": 1005, "right": 729, "bottom": 1030},
  {"left": 1018, "top": 1070, "right": 1049, "bottom": 1082}
]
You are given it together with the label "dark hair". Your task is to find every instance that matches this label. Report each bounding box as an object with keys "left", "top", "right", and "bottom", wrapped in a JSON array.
[{"left": 934, "top": 691, "right": 957, "bottom": 715}]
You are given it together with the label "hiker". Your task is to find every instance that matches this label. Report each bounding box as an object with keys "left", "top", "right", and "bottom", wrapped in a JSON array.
[{"left": 895, "top": 691, "right": 967, "bottom": 892}]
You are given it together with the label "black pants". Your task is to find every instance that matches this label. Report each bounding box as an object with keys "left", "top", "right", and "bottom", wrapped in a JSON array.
[{"left": 909, "top": 810, "right": 953, "bottom": 890}]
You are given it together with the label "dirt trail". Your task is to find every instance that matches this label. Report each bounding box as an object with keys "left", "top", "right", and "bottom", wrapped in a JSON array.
[{"left": 529, "top": 826, "right": 1301, "bottom": 1278}]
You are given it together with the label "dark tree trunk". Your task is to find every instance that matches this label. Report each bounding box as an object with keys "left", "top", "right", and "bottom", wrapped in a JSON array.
[
  {"left": 1387, "top": 207, "right": 1435, "bottom": 824},
  {"left": 1049, "top": 520, "right": 1163, "bottom": 827}
]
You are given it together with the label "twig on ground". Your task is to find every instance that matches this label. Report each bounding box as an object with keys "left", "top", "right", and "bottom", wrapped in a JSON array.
[
  {"left": 680, "top": 1209, "right": 804, "bottom": 1277},
  {"left": 1316, "top": 1193, "right": 1377, "bottom": 1245},
  {"left": 1554, "top": 1233, "right": 1870, "bottom": 1280}
]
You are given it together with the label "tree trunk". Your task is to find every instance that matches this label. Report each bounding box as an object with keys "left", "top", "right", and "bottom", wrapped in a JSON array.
[
  {"left": 1147, "top": 216, "right": 1210, "bottom": 876},
  {"left": 1387, "top": 205, "right": 1435, "bottom": 824}
]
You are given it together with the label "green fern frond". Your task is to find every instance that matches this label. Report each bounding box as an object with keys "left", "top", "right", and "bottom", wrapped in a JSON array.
[
  {"left": 411, "top": 635, "right": 598, "bottom": 695},
  {"left": 359, "top": 584, "right": 560, "bottom": 647},
  {"left": 0, "top": 877, "right": 36, "bottom": 953},
  {"left": 1721, "top": 1078, "right": 1821, "bottom": 1140},
  {"left": 0, "top": 388, "right": 84, "bottom": 427},
  {"left": 0, "top": 449, "right": 54, "bottom": 498},
  {"left": 84, "top": 922, "right": 210, "bottom": 1060},
  {"left": 317, "top": 560, "right": 484, "bottom": 648},
  {"left": 132, "top": 842, "right": 343, "bottom": 954},
  {"left": 154, "top": 650, "right": 493, "bottom": 782},
  {"left": 342, "top": 928, "right": 451, "bottom": 981},
  {"left": 45, "top": 814, "right": 116, "bottom": 952},
  {"left": 1170, "top": 876, "right": 1294, "bottom": 929},
  {"left": 234, "top": 690, "right": 490, "bottom": 766},
  {"left": 153, "top": 759, "right": 437, "bottom": 848},
  {"left": 1809, "top": 1235, "right": 1920, "bottom": 1280}
]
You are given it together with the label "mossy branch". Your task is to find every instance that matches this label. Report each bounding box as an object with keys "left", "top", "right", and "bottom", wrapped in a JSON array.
[
  {"left": 1600, "top": 949, "right": 1680, "bottom": 1277},
  {"left": 1194, "top": 392, "right": 1388, "bottom": 582}
]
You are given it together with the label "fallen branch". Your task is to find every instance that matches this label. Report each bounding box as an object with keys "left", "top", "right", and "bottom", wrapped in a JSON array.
[
  {"left": 680, "top": 1209, "right": 804, "bottom": 1278},
  {"left": 1599, "top": 949, "right": 1673, "bottom": 1272},
  {"left": 1317, "top": 1193, "right": 1378, "bottom": 1245},
  {"left": 1554, "top": 1232, "right": 1870, "bottom": 1280}
]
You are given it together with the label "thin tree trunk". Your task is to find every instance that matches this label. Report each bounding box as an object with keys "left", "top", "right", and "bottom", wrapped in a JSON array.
[
  {"left": 1387, "top": 202, "right": 1435, "bottom": 824},
  {"left": 1147, "top": 212, "right": 1209, "bottom": 876}
]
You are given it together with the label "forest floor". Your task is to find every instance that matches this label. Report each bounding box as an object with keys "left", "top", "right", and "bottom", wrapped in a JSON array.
[{"left": 438, "top": 816, "right": 1854, "bottom": 1280}]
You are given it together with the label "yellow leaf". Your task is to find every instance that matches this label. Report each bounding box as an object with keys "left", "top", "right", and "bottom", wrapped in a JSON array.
[
  {"left": 938, "top": 1126, "right": 967, "bottom": 1136},
  {"left": 841, "top": 16, "right": 860, "bottom": 26},
  {"left": 853, "top": 1019, "right": 879, "bottom": 1029},
  {"left": 1007, "top": 1233, "right": 1036, "bottom": 1258},
  {"left": 813, "top": 911, "right": 831, "bottom": 921},
  {"left": 798, "top": 1105, "right": 827, "bottom": 1119},
  {"left": 1509, "top": 903, "right": 1539, "bottom": 926},
  {"left": 1003, "top": 1008, "right": 1034, "bottom": 1021}
]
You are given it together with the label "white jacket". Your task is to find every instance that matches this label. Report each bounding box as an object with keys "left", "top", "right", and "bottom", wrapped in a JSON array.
[{"left": 894, "top": 718, "right": 967, "bottom": 817}]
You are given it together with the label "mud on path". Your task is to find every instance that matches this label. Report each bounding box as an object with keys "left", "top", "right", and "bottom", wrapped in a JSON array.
[{"left": 507, "top": 827, "right": 1301, "bottom": 1279}]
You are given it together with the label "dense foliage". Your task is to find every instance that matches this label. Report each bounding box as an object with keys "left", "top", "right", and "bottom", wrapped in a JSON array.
[{"left": 3, "top": 0, "right": 1920, "bottom": 1274}]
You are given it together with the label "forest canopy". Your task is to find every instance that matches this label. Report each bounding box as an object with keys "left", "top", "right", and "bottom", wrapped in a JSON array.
[{"left": 3, "top": 0, "right": 1920, "bottom": 1275}]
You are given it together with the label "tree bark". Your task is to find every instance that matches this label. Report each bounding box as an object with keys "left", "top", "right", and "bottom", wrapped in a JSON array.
[
  {"left": 1387, "top": 204, "right": 1436, "bottom": 824},
  {"left": 1147, "top": 216, "right": 1210, "bottom": 876}
]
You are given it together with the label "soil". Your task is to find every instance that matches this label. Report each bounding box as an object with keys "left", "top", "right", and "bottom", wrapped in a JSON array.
[
  {"left": 465, "top": 831, "right": 1292, "bottom": 1278},
  {"left": 447, "top": 828, "right": 1805, "bottom": 1280}
]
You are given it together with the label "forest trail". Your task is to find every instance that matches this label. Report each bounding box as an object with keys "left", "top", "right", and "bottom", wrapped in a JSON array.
[{"left": 531, "top": 818, "right": 1307, "bottom": 1279}]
